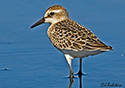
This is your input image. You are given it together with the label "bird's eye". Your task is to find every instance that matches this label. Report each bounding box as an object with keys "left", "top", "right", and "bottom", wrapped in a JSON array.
[{"left": 50, "top": 12, "right": 54, "bottom": 16}]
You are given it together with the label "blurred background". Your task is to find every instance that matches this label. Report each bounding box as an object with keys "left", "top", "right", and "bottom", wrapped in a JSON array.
[{"left": 0, "top": 0, "right": 125, "bottom": 88}]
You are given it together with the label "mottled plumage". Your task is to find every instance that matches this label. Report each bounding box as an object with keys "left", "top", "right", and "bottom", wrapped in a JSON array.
[
  {"left": 48, "top": 19, "right": 111, "bottom": 51},
  {"left": 31, "top": 5, "right": 112, "bottom": 78}
]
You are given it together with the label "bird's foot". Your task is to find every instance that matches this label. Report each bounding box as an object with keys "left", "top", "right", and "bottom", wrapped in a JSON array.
[
  {"left": 75, "top": 71, "right": 85, "bottom": 76},
  {"left": 67, "top": 72, "right": 76, "bottom": 78}
]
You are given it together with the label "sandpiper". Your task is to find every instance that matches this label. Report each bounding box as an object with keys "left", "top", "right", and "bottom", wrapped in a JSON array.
[{"left": 31, "top": 5, "right": 112, "bottom": 78}]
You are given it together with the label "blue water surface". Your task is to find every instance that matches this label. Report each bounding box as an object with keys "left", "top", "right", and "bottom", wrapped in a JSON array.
[{"left": 0, "top": 0, "right": 125, "bottom": 88}]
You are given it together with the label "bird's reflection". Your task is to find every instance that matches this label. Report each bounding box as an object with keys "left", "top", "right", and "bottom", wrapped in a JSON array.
[
  {"left": 68, "top": 73, "right": 83, "bottom": 88},
  {"left": 69, "top": 77, "right": 73, "bottom": 88},
  {"left": 78, "top": 74, "right": 82, "bottom": 88}
]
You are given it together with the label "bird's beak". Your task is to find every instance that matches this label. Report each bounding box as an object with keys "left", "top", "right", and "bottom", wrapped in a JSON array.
[{"left": 30, "top": 17, "right": 45, "bottom": 28}]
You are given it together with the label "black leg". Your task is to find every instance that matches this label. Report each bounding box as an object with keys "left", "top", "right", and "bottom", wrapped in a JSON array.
[{"left": 78, "top": 58, "right": 83, "bottom": 76}]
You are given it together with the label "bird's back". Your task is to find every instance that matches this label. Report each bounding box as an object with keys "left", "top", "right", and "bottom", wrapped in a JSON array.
[{"left": 47, "top": 19, "right": 112, "bottom": 57}]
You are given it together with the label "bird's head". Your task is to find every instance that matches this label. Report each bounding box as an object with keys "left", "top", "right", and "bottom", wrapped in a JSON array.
[{"left": 31, "top": 5, "right": 69, "bottom": 28}]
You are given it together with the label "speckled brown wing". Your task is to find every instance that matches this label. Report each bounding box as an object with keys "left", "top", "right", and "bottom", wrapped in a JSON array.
[{"left": 48, "top": 19, "right": 112, "bottom": 51}]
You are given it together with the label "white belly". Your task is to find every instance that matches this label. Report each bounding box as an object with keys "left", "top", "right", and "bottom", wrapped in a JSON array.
[{"left": 60, "top": 49, "right": 105, "bottom": 58}]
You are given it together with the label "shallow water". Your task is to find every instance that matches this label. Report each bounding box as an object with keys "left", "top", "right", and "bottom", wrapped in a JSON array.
[{"left": 0, "top": 0, "right": 125, "bottom": 88}]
